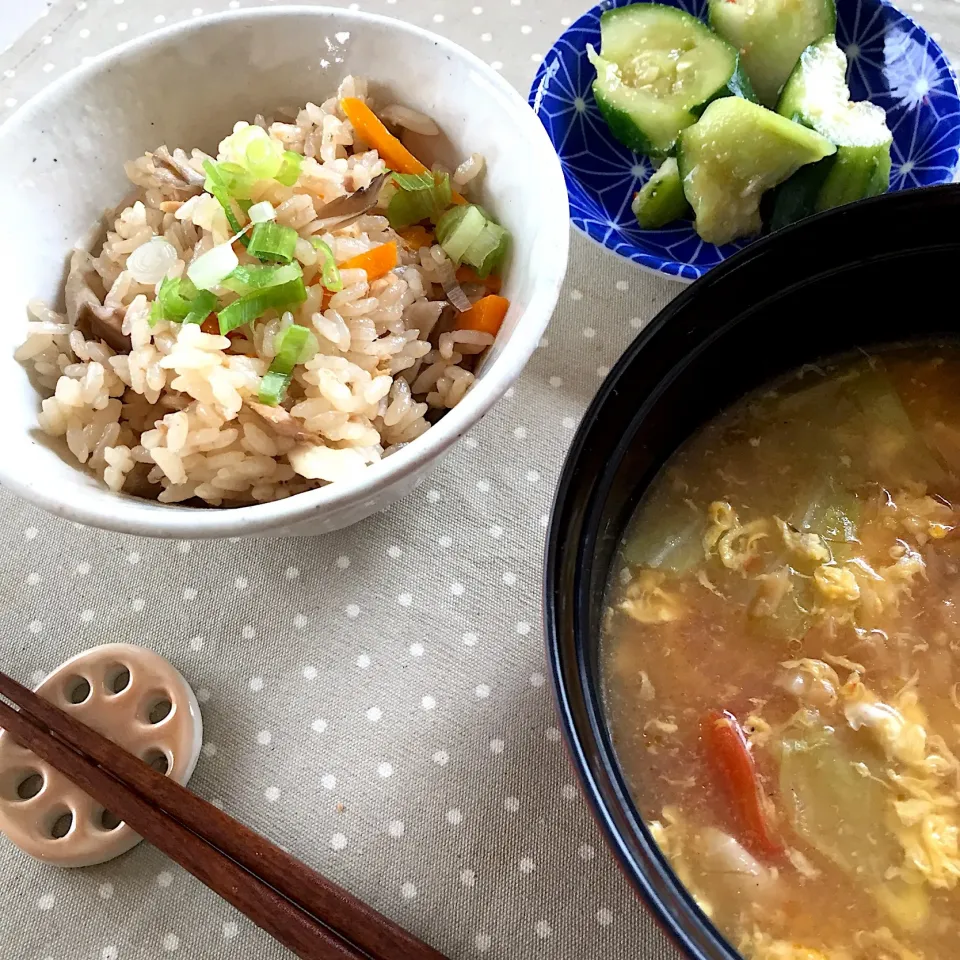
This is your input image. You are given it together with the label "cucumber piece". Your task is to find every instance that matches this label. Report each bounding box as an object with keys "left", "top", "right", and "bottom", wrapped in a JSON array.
[
  {"left": 588, "top": 4, "right": 755, "bottom": 156},
  {"left": 773, "top": 36, "right": 892, "bottom": 224},
  {"left": 708, "top": 0, "right": 836, "bottom": 107},
  {"left": 677, "top": 97, "right": 835, "bottom": 245},
  {"left": 632, "top": 158, "right": 690, "bottom": 228}
]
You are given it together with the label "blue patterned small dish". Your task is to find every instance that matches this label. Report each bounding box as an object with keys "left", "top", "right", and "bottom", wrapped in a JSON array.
[{"left": 529, "top": 0, "right": 960, "bottom": 282}]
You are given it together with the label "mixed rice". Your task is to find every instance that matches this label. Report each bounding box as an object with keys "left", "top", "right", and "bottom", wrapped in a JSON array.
[{"left": 17, "top": 76, "right": 510, "bottom": 506}]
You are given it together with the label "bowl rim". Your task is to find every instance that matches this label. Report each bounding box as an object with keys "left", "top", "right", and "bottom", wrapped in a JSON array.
[
  {"left": 0, "top": 5, "right": 570, "bottom": 538},
  {"left": 543, "top": 182, "right": 960, "bottom": 960},
  {"left": 528, "top": 0, "right": 960, "bottom": 282}
]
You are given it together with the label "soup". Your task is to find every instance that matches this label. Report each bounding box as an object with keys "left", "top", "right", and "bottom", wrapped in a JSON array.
[{"left": 602, "top": 345, "right": 960, "bottom": 960}]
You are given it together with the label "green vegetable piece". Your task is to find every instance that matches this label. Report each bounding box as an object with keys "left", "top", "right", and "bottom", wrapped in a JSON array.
[
  {"left": 310, "top": 239, "right": 343, "bottom": 292},
  {"left": 217, "top": 278, "right": 308, "bottom": 334},
  {"left": 222, "top": 263, "right": 303, "bottom": 296},
  {"left": 245, "top": 137, "right": 284, "bottom": 180},
  {"left": 257, "top": 323, "right": 316, "bottom": 406},
  {"left": 709, "top": 0, "right": 837, "bottom": 108},
  {"left": 150, "top": 276, "right": 201, "bottom": 326},
  {"left": 247, "top": 222, "right": 298, "bottom": 264},
  {"left": 202, "top": 159, "right": 249, "bottom": 244},
  {"left": 437, "top": 204, "right": 487, "bottom": 263},
  {"left": 181, "top": 290, "right": 218, "bottom": 326},
  {"left": 589, "top": 3, "right": 755, "bottom": 157},
  {"left": 621, "top": 506, "right": 704, "bottom": 575},
  {"left": 386, "top": 171, "right": 453, "bottom": 229},
  {"left": 632, "top": 157, "right": 690, "bottom": 229},
  {"left": 677, "top": 97, "right": 835, "bottom": 245},
  {"left": 274, "top": 151, "right": 303, "bottom": 187},
  {"left": 463, "top": 221, "right": 509, "bottom": 278}
]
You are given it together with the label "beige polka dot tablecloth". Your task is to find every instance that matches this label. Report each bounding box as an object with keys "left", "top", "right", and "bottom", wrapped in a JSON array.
[{"left": 1, "top": 2, "right": 958, "bottom": 959}]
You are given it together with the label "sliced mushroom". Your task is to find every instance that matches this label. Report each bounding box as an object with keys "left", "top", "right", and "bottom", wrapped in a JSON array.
[
  {"left": 314, "top": 172, "right": 389, "bottom": 229},
  {"left": 65, "top": 250, "right": 131, "bottom": 353},
  {"left": 153, "top": 146, "right": 207, "bottom": 192},
  {"left": 248, "top": 402, "right": 315, "bottom": 442}
]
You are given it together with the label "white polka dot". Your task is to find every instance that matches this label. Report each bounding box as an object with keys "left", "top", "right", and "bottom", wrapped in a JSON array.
[
  {"left": 521, "top": 24, "right": 532, "bottom": 33},
  {"left": 583, "top": 327, "right": 596, "bottom": 338},
  {"left": 597, "top": 908, "right": 613, "bottom": 926},
  {"left": 98, "top": 883, "right": 114, "bottom": 900},
  {"left": 463, "top": 436, "right": 478, "bottom": 448},
  {"left": 264, "top": 786, "right": 280, "bottom": 802},
  {"left": 321, "top": 773, "right": 337, "bottom": 790},
  {"left": 476, "top": 479, "right": 490, "bottom": 493},
  {"left": 549, "top": 376, "right": 563, "bottom": 388},
  {"left": 26, "top": 572, "right": 40, "bottom": 586},
  {"left": 446, "top": 808, "right": 462, "bottom": 825},
  {"left": 330, "top": 833, "right": 348, "bottom": 851},
  {"left": 346, "top": 604, "right": 360, "bottom": 618},
  {"left": 336, "top": 555, "right": 350, "bottom": 569},
  {"left": 516, "top": 621, "right": 531, "bottom": 636},
  {"left": 196, "top": 688, "right": 211, "bottom": 703},
  {"left": 569, "top": 288, "right": 583, "bottom": 301},
  {"left": 42, "top": 63, "right": 55, "bottom": 73},
  {"left": 514, "top": 426, "right": 527, "bottom": 439},
  {"left": 256, "top": 730, "right": 272, "bottom": 746},
  {"left": 366, "top": 706, "right": 382, "bottom": 722},
  {"left": 476, "top": 933, "right": 491, "bottom": 952},
  {"left": 561, "top": 15, "right": 572, "bottom": 24},
  {"left": 284, "top": 566, "right": 299, "bottom": 580},
  {"left": 222, "top": 922, "right": 238, "bottom": 940},
  {"left": 519, "top": 857, "right": 535, "bottom": 874},
  {"left": 450, "top": 582, "right": 464, "bottom": 597},
  {"left": 235, "top": 576, "right": 248, "bottom": 590},
  {"left": 294, "top": 613, "right": 307, "bottom": 629},
  {"left": 472, "top": 4, "right": 483, "bottom": 11},
  {"left": 117, "top": 21, "right": 128, "bottom": 30},
  {"left": 192, "top": 7, "right": 203, "bottom": 14},
  {"left": 561, "top": 783, "right": 579, "bottom": 801},
  {"left": 182, "top": 586, "right": 197, "bottom": 601},
  {"left": 80, "top": 609, "right": 94, "bottom": 623},
  {"left": 504, "top": 796, "right": 520, "bottom": 813},
  {"left": 133, "top": 598, "right": 147, "bottom": 614},
  {"left": 489, "top": 524, "right": 503, "bottom": 538},
  {"left": 401, "top": 881, "right": 417, "bottom": 899},
  {"left": 461, "top": 868, "right": 477, "bottom": 886},
  {"left": 426, "top": 488, "right": 440, "bottom": 503},
  {"left": 421, "top": 695, "right": 436, "bottom": 710},
  {"left": 438, "top": 535, "right": 452, "bottom": 548},
  {"left": 462, "top": 632, "right": 478, "bottom": 647},
  {"left": 398, "top": 592, "right": 412, "bottom": 606},
  {"left": 475, "top": 684, "right": 490, "bottom": 699},
  {"left": 163, "top": 933, "right": 180, "bottom": 953},
  {"left": 76, "top": 562, "right": 90, "bottom": 575},
  {"left": 489, "top": 738, "right": 504, "bottom": 754},
  {"left": 526, "top": 470, "right": 540, "bottom": 483},
  {"left": 537, "top": 338, "right": 548, "bottom": 350},
  {"left": 102, "top": 947, "right": 118, "bottom": 960},
  {"left": 229, "top": 0, "right": 240, "bottom": 7},
  {"left": 302, "top": 665, "right": 317, "bottom": 680},
  {"left": 616, "top": 280, "right": 629, "bottom": 291},
  {"left": 562, "top": 417, "right": 576, "bottom": 429},
  {"left": 248, "top": 676, "right": 263, "bottom": 692},
  {"left": 24, "top": 527, "right": 38, "bottom": 540},
  {"left": 432, "top": 750, "right": 449, "bottom": 766},
  {"left": 597, "top": 366, "right": 610, "bottom": 378},
  {"left": 37, "top": 893, "right": 55, "bottom": 911},
  {"left": 535, "top": 921, "right": 552, "bottom": 939},
  {"left": 433, "top": 12, "right": 444, "bottom": 21},
  {"left": 241, "top": 624, "right": 256, "bottom": 640},
  {"left": 503, "top": 572, "right": 516, "bottom": 587},
  {"left": 480, "top": 32, "right": 492, "bottom": 41},
  {"left": 202, "top": 743, "right": 217, "bottom": 757},
  {"left": 387, "top": 545, "right": 402, "bottom": 559},
  {"left": 409, "top": 642, "right": 424, "bottom": 657},
  {"left": 311, "top": 718, "right": 328, "bottom": 734},
  {"left": 530, "top": 672, "right": 545, "bottom": 687},
  {"left": 378, "top": 762, "right": 393, "bottom": 778},
  {"left": 388, "top": 820, "right": 404, "bottom": 838},
  {"left": 157, "top": 871, "right": 173, "bottom": 888},
  {"left": 490, "top": 60, "right": 503, "bottom": 71},
  {"left": 30, "top": 670, "right": 45, "bottom": 685},
  {"left": 545, "top": 727, "right": 561, "bottom": 742},
  {"left": 357, "top": 654, "right": 371, "bottom": 669}
]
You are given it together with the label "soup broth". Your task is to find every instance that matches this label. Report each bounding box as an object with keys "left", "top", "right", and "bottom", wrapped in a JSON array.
[{"left": 602, "top": 345, "right": 960, "bottom": 960}]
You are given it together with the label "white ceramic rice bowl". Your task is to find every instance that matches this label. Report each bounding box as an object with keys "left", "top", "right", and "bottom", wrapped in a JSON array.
[{"left": 0, "top": 6, "right": 568, "bottom": 538}]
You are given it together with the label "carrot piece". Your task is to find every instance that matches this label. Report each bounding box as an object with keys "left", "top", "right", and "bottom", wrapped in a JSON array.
[
  {"left": 701, "top": 710, "right": 783, "bottom": 860},
  {"left": 339, "top": 241, "right": 399, "bottom": 281},
  {"left": 456, "top": 295, "right": 510, "bottom": 337},
  {"left": 340, "top": 98, "right": 466, "bottom": 204},
  {"left": 398, "top": 225, "right": 435, "bottom": 250},
  {"left": 456, "top": 265, "right": 502, "bottom": 294}
]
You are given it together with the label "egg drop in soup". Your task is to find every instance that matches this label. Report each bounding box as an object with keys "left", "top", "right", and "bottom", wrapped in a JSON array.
[{"left": 602, "top": 345, "right": 960, "bottom": 960}]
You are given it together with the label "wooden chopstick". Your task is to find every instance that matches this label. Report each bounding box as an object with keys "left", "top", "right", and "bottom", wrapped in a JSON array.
[{"left": 0, "top": 670, "right": 446, "bottom": 960}]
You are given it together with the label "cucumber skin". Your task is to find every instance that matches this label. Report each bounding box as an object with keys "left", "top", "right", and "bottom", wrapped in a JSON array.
[
  {"left": 633, "top": 159, "right": 690, "bottom": 228},
  {"left": 593, "top": 54, "right": 757, "bottom": 157},
  {"left": 770, "top": 157, "right": 835, "bottom": 230}
]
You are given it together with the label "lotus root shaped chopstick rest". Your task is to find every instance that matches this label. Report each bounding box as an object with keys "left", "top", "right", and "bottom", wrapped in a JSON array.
[{"left": 0, "top": 644, "right": 202, "bottom": 866}]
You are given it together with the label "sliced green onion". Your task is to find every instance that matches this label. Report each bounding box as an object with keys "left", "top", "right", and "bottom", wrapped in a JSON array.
[
  {"left": 248, "top": 222, "right": 298, "bottom": 263},
  {"left": 386, "top": 171, "right": 453, "bottom": 229},
  {"left": 217, "top": 278, "right": 308, "bottom": 334},
  {"left": 216, "top": 161, "right": 256, "bottom": 199},
  {"left": 181, "top": 290, "right": 218, "bottom": 325},
  {"left": 437, "top": 203, "right": 486, "bottom": 262},
  {"left": 150, "top": 276, "right": 197, "bottom": 325},
  {"left": 274, "top": 151, "right": 303, "bottom": 187},
  {"left": 221, "top": 262, "right": 303, "bottom": 296},
  {"left": 464, "top": 221, "right": 509, "bottom": 278},
  {"left": 310, "top": 238, "right": 343, "bottom": 293},
  {"left": 187, "top": 242, "right": 240, "bottom": 291},
  {"left": 245, "top": 137, "right": 284, "bottom": 180},
  {"left": 248, "top": 201, "right": 277, "bottom": 224},
  {"left": 202, "top": 159, "right": 249, "bottom": 244},
  {"left": 257, "top": 323, "right": 317, "bottom": 406}
]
